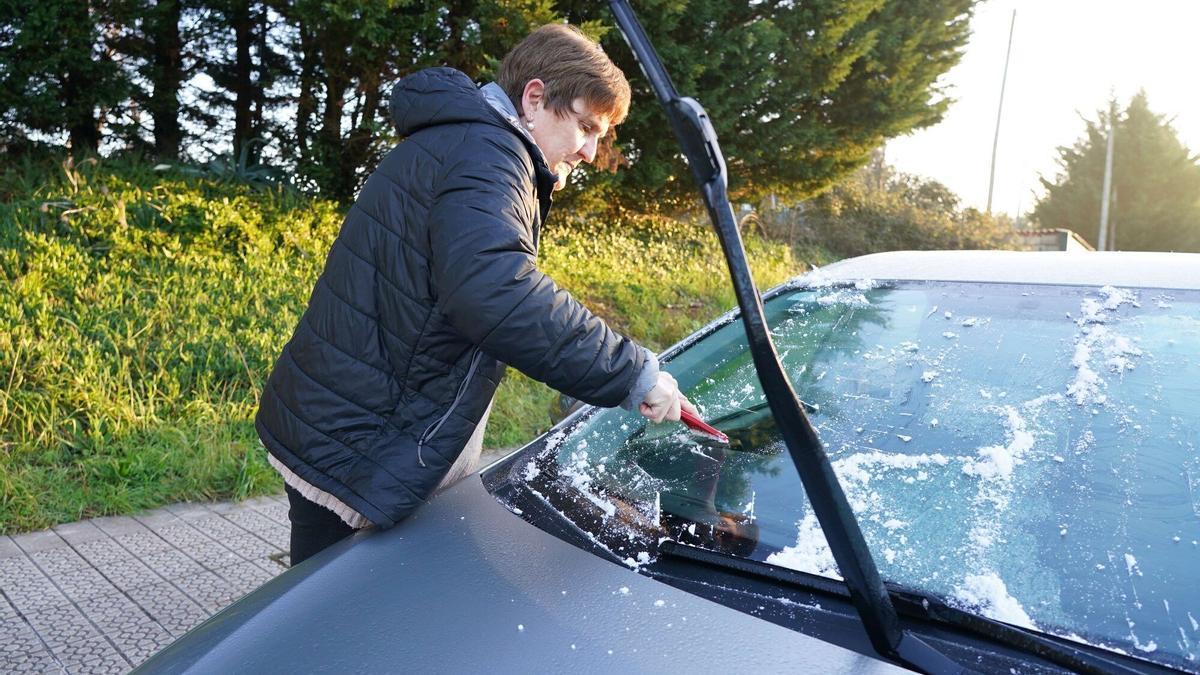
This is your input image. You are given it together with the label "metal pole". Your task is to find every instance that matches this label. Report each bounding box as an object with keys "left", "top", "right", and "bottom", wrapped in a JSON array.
[
  {"left": 986, "top": 9, "right": 1016, "bottom": 214},
  {"left": 1099, "top": 102, "right": 1118, "bottom": 252}
]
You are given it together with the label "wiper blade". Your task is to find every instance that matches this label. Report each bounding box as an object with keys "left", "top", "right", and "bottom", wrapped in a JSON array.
[
  {"left": 607, "top": 2, "right": 957, "bottom": 672},
  {"left": 658, "top": 541, "right": 1151, "bottom": 675}
]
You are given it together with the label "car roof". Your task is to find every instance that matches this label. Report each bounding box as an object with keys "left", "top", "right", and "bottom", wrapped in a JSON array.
[{"left": 805, "top": 250, "right": 1200, "bottom": 290}]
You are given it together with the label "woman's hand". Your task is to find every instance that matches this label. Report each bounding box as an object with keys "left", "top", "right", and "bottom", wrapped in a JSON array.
[{"left": 639, "top": 372, "right": 698, "bottom": 423}]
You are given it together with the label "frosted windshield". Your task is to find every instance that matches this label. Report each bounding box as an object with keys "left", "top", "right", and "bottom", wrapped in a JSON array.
[{"left": 542, "top": 280, "right": 1200, "bottom": 670}]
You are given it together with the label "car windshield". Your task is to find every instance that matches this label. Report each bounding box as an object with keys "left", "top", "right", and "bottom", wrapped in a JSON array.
[{"left": 530, "top": 279, "right": 1200, "bottom": 670}]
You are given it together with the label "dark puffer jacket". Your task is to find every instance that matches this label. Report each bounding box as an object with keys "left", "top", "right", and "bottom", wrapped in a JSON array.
[{"left": 256, "top": 68, "right": 651, "bottom": 528}]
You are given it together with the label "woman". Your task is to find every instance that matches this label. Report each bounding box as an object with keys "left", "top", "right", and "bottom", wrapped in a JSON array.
[{"left": 256, "top": 23, "right": 695, "bottom": 565}]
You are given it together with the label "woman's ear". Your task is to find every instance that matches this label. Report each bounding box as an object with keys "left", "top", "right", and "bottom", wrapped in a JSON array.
[{"left": 520, "top": 78, "right": 546, "bottom": 118}]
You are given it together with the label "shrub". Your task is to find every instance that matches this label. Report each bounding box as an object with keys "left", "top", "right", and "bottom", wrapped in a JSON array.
[
  {"left": 750, "top": 161, "right": 1019, "bottom": 258},
  {"left": 0, "top": 156, "right": 798, "bottom": 532}
]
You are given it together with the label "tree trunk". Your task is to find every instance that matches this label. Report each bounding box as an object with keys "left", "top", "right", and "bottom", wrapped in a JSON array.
[
  {"left": 295, "top": 19, "right": 317, "bottom": 159},
  {"left": 64, "top": 0, "right": 99, "bottom": 155},
  {"left": 250, "top": 2, "right": 268, "bottom": 162},
  {"left": 317, "top": 21, "right": 350, "bottom": 199},
  {"left": 321, "top": 66, "right": 347, "bottom": 198},
  {"left": 231, "top": 0, "right": 253, "bottom": 164},
  {"left": 149, "top": 0, "right": 183, "bottom": 159}
]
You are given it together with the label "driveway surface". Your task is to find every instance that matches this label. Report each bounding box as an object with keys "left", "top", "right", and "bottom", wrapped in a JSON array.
[
  {"left": 1, "top": 448, "right": 516, "bottom": 674},
  {"left": 1, "top": 495, "right": 292, "bottom": 673}
]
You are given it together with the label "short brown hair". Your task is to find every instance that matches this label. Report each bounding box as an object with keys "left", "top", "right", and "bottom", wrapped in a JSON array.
[{"left": 498, "top": 24, "right": 631, "bottom": 126}]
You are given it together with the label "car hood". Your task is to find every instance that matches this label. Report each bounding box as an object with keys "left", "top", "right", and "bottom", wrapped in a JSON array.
[{"left": 137, "top": 467, "right": 903, "bottom": 673}]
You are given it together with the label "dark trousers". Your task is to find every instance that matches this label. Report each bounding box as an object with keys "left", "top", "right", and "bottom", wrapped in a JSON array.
[{"left": 284, "top": 484, "right": 356, "bottom": 566}]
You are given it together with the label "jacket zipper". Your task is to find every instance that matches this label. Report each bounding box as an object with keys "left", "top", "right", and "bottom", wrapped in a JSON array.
[{"left": 417, "top": 349, "right": 483, "bottom": 467}]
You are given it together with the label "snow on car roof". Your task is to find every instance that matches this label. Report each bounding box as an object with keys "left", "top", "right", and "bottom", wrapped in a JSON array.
[{"left": 806, "top": 250, "right": 1200, "bottom": 290}]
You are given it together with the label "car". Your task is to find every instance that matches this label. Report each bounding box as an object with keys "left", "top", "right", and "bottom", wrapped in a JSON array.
[{"left": 138, "top": 249, "right": 1200, "bottom": 674}]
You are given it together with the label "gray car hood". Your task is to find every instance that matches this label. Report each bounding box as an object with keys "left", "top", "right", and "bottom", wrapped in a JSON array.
[{"left": 138, "top": 469, "right": 902, "bottom": 673}]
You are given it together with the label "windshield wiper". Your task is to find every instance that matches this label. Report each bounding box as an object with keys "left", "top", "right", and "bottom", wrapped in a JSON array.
[
  {"left": 605, "top": 4, "right": 1141, "bottom": 673},
  {"left": 657, "top": 541, "right": 1152, "bottom": 675}
]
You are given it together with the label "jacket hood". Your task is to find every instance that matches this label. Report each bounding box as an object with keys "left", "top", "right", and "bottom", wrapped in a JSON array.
[
  {"left": 389, "top": 67, "right": 511, "bottom": 139},
  {"left": 389, "top": 67, "right": 553, "bottom": 193}
]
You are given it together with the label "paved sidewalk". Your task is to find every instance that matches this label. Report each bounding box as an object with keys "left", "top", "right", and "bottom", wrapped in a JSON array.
[
  {"left": 0, "top": 449, "right": 515, "bottom": 673},
  {"left": 0, "top": 494, "right": 292, "bottom": 673}
]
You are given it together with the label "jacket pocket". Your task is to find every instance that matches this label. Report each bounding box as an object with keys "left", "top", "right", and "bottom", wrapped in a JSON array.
[{"left": 416, "top": 348, "right": 483, "bottom": 467}]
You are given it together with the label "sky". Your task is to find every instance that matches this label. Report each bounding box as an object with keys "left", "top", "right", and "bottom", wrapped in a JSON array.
[{"left": 886, "top": 0, "right": 1200, "bottom": 218}]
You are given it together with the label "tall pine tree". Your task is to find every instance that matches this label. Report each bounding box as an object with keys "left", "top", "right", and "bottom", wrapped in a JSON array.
[
  {"left": 107, "top": 0, "right": 197, "bottom": 159},
  {"left": 196, "top": 0, "right": 288, "bottom": 165},
  {"left": 278, "top": 0, "right": 561, "bottom": 201},
  {"left": 0, "top": 0, "right": 128, "bottom": 155},
  {"left": 1033, "top": 92, "right": 1200, "bottom": 252},
  {"left": 556, "top": 0, "right": 976, "bottom": 209}
]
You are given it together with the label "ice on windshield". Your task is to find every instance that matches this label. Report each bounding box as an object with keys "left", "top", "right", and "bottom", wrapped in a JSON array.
[{"left": 532, "top": 280, "right": 1200, "bottom": 670}]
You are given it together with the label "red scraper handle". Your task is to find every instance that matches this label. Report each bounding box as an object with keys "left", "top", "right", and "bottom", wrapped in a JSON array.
[{"left": 680, "top": 408, "right": 729, "bottom": 444}]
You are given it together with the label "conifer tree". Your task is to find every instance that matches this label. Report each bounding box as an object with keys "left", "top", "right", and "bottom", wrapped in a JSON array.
[
  {"left": 1034, "top": 92, "right": 1200, "bottom": 252},
  {"left": 556, "top": 0, "right": 977, "bottom": 209},
  {"left": 0, "top": 0, "right": 128, "bottom": 155},
  {"left": 107, "top": 0, "right": 195, "bottom": 159}
]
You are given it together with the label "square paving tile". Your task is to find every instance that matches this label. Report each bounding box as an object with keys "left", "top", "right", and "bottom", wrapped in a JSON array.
[
  {"left": 213, "top": 561, "right": 276, "bottom": 595},
  {"left": 91, "top": 557, "right": 162, "bottom": 593},
  {"left": 88, "top": 516, "right": 147, "bottom": 538},
  {"left": 76, "top": 592, "right": 151, "bottom": 631},
  {"left": 251, "top": 501, "right": 290, "bottom": 526},
  {"left": 163, "top": 503, "right": 212, "bottom": 521},
  {"left": 257, "top": 528, "right": 290, "bottom": 551},
  {"left": 1, "top": 592, "right": 19, "bottom": 618},
  {"left": 71, "top": 541, "right": 129, "bottom": 568},
  {"left": 54, "top": 567, "right": 119, "bottom": 603},
  {"left": 0, "top": 554, "right": 44, "bottom": 582},
  {"left": 188, "top": 516, "right": 245, "bottom": 541},
  {"left": 124, "top": 581, "right": 202, "bottom": 620},
  {"left": 49, "top": 635, "right": 127, "bottom": 670},
  {"left": 70, "top": 654, "right": 130, "bottom": 675},
  {"left": 171, "top": 571, "right": 240, "bottom": 612},
  {"left": 222, "top": 509, "right": 287, "bottom": 540},
  {"left": 241, "top": 495, "right": 281, "bottom": 512},
  {"left": 187, "top": 544, "right": 244, "bottom": 569},
  {"left": 151, "top": 524, "right": 212, "bottom": 552},
  {"left": 0, "top": 618, "right": 48, "bottom": 656},
  {"left": 222, "top": 535, "right": 277, "bottom": 561},
  {"left": 2, "top": 648, "right": 65, "bottom": 673},
  {"left": 11, "top": 531, "right": 69, "bottom": 554},
  {"left": 25, "top": 604, "right": 100, "bottom": 647},
  {"left": 0, "top": 535, "right": 25, "bottom": 559},
  {"left": 4, "top": 572, "right": 72, "bottom": 614},
  {"left": 111, "top": 532, "right": 171, "bottom": 556},
  {"left": 107, "top": 619, "right": 173, "bottom": 666},
  {"left": 51, "top": 522, "right": 107, "bottom": 547},
  {"left": 140, "top": 550, "right": 204, "bottom": 580},
  {"left": 132, "top": 507, "right": 180, "bottom": 530},
  {"left": 154, "top": 604, "right": 211, "bottom": 638},
  {"left": 206, "top": 501, "right": 245, "bottom": 516},
  {"left": 29, "top": 548, "right": 91, "bottom": 576}
]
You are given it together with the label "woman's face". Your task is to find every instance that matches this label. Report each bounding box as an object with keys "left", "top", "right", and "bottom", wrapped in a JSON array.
[{"left": 522, "top": 80, "right": 611, "bottom": 191}]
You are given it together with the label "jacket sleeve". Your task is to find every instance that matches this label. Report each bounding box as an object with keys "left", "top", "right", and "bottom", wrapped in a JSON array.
[{"left": 428, "top": 134, "right": 648, "bottom": 408}]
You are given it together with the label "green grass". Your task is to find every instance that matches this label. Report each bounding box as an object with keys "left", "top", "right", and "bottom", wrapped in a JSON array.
[{"left": 0, "top": 156, "right": 804, "bottom": 533}]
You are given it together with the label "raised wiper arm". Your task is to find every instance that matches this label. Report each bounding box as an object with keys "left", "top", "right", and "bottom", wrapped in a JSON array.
[{"left": 607, "top": 2, "right": 961, "bottom": 673}]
